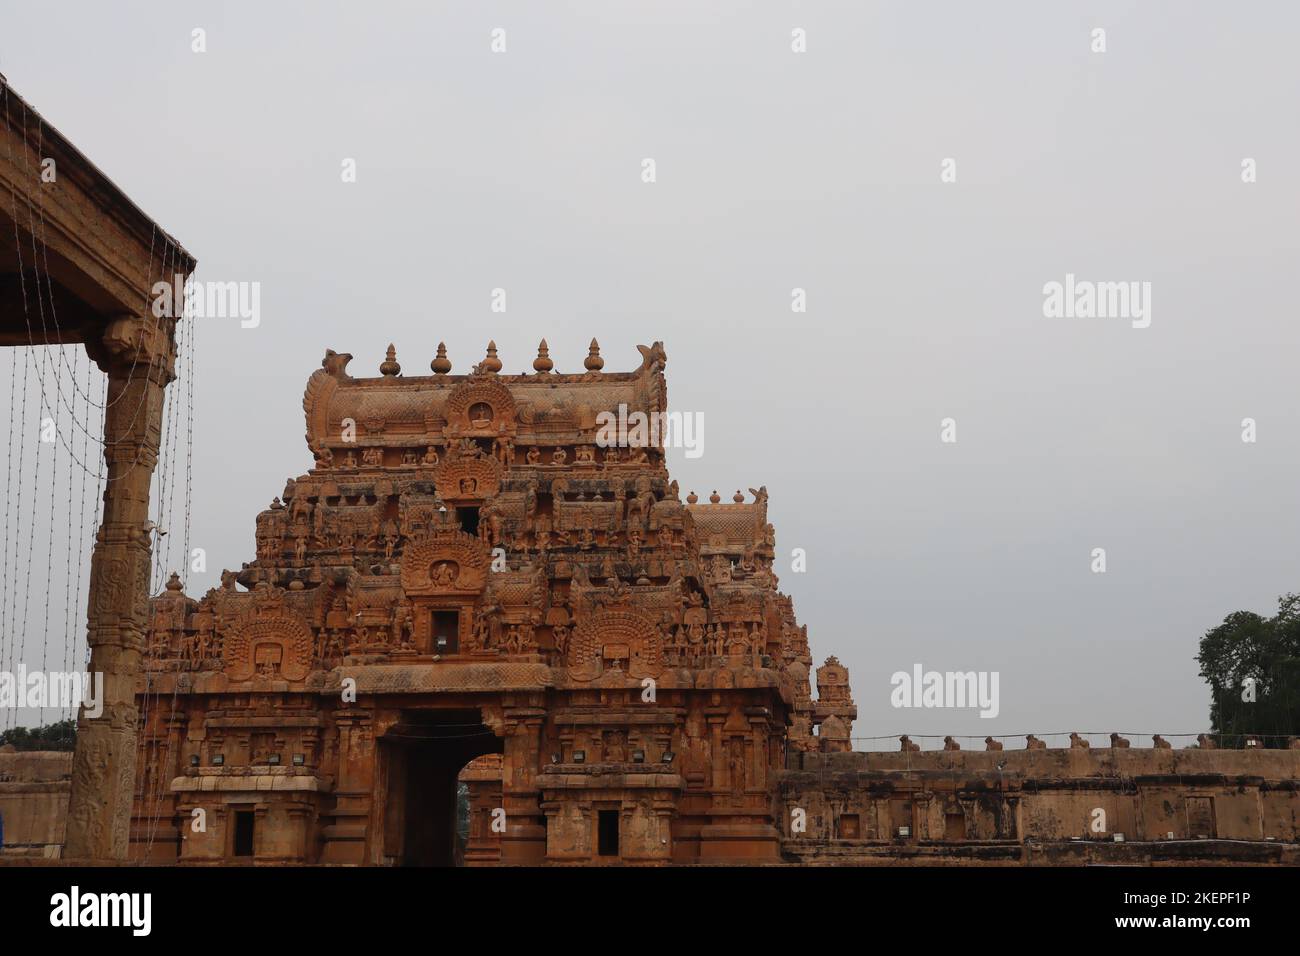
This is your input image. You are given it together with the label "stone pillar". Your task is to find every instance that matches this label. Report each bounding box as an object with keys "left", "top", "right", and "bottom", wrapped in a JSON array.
[
  {"left": 325, "top": 709, "right": 374, "bottom": 864},
  {"left": 499, "top": 707, "right": 547, "bottom": 863},
  {"left": 64, "top": 313, "right": 176, "bottom": 861}
]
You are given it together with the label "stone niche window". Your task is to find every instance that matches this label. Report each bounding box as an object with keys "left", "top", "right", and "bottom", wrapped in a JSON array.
[
  {"left": 836, "top": 813, "right": 861, "bottom": 840},
  {"left": 232, "top": 809, "right": 256, "bottom": 859},
  {"left": 457, "top": 506, "right": 480, "bottom": 536},
  {"left": 944, "top": 811, "right": 967, "bottom": 841},
  {"left": 891, "top": 800, "right": 914, "bottom": 840},
  {"left": 1185, "top": 796, "right": 1215, "bottom": 839},
  {"left": 597, "top": 809, "right": 620, "bottom": 858},
  {"left": 433, "top": 611, "right": 459, "bottom": 654}
]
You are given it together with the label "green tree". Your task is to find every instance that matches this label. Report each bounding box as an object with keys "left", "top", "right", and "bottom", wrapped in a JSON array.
[
  {"left": 1197, "top": 593, "right": 1300, "bottom": 747},
  {"left": 0, "top": 718, "right": 77, "bottom": 752}
]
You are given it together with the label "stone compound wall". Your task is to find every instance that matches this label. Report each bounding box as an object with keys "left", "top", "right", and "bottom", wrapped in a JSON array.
[
  {"left": 7, "top": 747, "right": 1300, "bottom": 864},
  {"left": 779, "top": 748, "right": 1300, "bottom": 865},
  {"left": 0, "top": 752, "right": 72, "bottom": 858}
]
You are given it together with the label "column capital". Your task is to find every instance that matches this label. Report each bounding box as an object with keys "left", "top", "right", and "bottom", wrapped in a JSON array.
[{"left": 90, "top": 312, "right": 177, "bottom": 382}]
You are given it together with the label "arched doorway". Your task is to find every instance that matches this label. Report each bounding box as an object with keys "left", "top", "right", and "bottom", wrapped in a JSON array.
[{"left": 380, "top": 709, "right": 503, "bottom": 866}]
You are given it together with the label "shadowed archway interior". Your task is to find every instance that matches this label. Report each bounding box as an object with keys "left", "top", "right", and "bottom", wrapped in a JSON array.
[{"left": 380, "top": 709, "right": 503, "bottom": 867}]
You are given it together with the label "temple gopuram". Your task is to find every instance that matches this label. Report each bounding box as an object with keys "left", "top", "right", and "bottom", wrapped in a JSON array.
[
  {"left": 133, "top": 340, "right": 853, "bottom": 865},
  {"left": 123, "top": 339, "right": 1300, "bottom": 868}
]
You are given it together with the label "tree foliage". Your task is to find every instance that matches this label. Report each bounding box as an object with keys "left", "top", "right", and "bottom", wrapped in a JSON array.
[
  {"left": 1197, "top": 593, "right": 1300, "bottom": 746},
  {"left": 0, "top": 718, "right": 77, "bottom": 752}
]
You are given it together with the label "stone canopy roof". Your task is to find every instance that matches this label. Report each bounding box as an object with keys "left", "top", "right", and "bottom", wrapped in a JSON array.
[{"left": 303, "top": 340, "right": 669, "bottom": 455}]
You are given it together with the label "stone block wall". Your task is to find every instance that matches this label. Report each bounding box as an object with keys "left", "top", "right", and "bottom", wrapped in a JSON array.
[
  {"left": 779, "top": 748, "right": 1300, "bottom": 864},
  {"left": 0, "top": 752, "right": 73, "bottom": 857}
]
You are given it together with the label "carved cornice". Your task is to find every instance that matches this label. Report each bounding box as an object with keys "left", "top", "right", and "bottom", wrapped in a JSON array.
[{"left": 1, "top": 82, "right": 194, "bottom": 324}]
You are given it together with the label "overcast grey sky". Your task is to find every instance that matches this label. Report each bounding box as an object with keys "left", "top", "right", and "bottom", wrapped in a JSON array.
[{"left": 2, "top": 1, "right": 1298, "bottom": 745}]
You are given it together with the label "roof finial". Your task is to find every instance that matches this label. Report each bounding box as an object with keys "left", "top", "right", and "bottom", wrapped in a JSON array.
[
  {"left": 481, "top": 340, "right": 503, "bottom": 374},
  {"left": 710, "top": 490, "right": 721, "bottom": 504},
  {"left": 533, "top": 338, "right": 554, "bottom": 373},
  {"left": 431, "top": 341, "right": 451, "bottom": 375},
  {"left": 733, "top": 490, "right": 745, "bottom": 503},
  {"left": 584, "top": 337, "right": 604, "bottom": 372},
  {"left": 165, "top": 571, "right": 183, "bottom": 592},
  {"left": 380, "top": 343, "right": 401, "bottom": 377},
  {"left": 686, "top": 490, "right": 699, "bottom": 504}
]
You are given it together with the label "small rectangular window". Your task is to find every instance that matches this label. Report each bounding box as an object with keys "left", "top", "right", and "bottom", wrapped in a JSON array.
[
  {"left": 434, "top": 611, "right": 459, "bottom": 654},
  {"left": 233, "top": 810, "right": 255, "bottom": 858},
  {"left": 457, "top": 507, "right": 479, "bottom": 537},
  {"left": 597, "top": 810, "right": 619, "bottom": 858}
]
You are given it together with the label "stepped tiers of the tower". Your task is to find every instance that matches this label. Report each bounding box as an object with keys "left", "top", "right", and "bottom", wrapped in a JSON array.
[{"left": 134, "top": 340, "right": 852, "bottom": 865}]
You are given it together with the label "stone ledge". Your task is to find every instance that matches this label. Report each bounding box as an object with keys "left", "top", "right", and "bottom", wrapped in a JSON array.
[{"left": 170, "top": 773, "right": 328, "bottom": 793}]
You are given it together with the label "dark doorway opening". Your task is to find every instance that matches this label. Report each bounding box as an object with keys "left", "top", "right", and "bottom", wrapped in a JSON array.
[
  {"left": 457, "top": 507, "right": 479, "bottom": 537},
  {"left": 433, "top": 610, "right": 459, "bottom": 654},
  {"left": 597, "top": 810, "right": 620, "bottom": 858},
  {"left": 382, "top": 709, "right": 502, "bottom": 867},
  {"left": 232, "top": 810, "right": 255, "bottom": 858}
]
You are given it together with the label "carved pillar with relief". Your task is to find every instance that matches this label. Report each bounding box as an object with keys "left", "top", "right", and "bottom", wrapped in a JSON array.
[
  {"left": 499, "top": 705, "right": 547, "bottom": 863},
  {"left": 64, "top": 313, "right": 176, "bottom": 861}
]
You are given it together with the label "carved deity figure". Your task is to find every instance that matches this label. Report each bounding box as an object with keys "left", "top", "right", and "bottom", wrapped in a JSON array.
[
  {"left": 472, "top": 600, "right": 501, "bottom": 650},
  {"left": 604, "top": 731, "right": 627, "bottom": 764},
  {"left": 478, "top": 500, "right": 504, "bottom": 547},
  {"left": 552, "top": 624, "right": 570, "bottom": 657},
  {"left": 494, "top": 438, "right": 514, "bottom": 465},
  {"left": 430, "top": 560, "right": 459, "bottom": 588},
  {"left": 392, "top": 605, "right": 413, "bottom": 648}
]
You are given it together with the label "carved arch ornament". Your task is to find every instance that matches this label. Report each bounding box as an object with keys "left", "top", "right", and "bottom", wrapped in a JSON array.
[
  {"left": 224, "top": 613, "right": 314, "bottom": 682},
  {"left": 443, "top": 377, "right": 517, "bottom": 439},
  {"left": 567, "top": 607, "right": 663, "bottom": 682},
  {"left": 434, "top": 453, "right": 502, "bottom": 502},
  {"left": 400, "top": 529, "right": 491, "bottom": 596}
]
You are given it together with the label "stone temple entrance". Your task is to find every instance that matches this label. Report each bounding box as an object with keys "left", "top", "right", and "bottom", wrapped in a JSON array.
[
  {"left": 381, "top": 710, "right": 503, "bottom": 867},
  {"left": 131, "top": 341, "right": 850, "bottom": 865}
]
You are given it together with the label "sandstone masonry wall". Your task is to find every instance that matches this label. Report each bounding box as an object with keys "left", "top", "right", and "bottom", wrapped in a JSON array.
[
  {"left": 0, "top": 752, "right": 72, "bottom": 857},
  {"left": 778, "top": 748, "right": 1300, "bottom": 865}
]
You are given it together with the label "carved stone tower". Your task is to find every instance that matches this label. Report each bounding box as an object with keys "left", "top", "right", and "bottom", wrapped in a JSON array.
[{"left": 132, "top": 340, "right": 852, "bottom": 864}]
